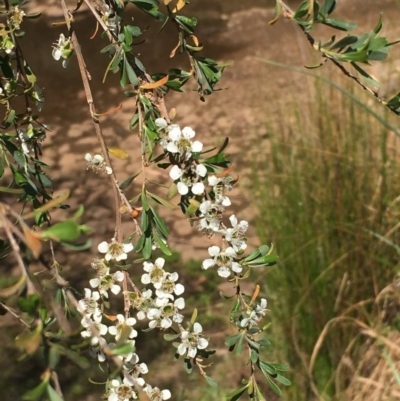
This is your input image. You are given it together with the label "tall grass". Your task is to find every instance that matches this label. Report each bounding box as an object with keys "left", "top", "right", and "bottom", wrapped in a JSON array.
[{"left": 251, "top": 69, "right": 400, "bottom": 400}]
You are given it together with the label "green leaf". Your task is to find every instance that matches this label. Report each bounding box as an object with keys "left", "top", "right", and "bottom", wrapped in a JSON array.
[
  {"left": 226, "top": 384, "right": 249, "bottom": 401},
  {"left": 141, "top": 209, "right": 149, "bottom": 231},
  {"left": 319, "top": 0, "right": 336, "bottom": 16},
  {"left": 129, "top": 0, "right": 166, "bottom": 21},
  {"left": 262, "top": 372, "right": 282, "bottom": 396},
  {"left": 134, "top": 233, "right": 145, "bottom": 252},
  {"left": 225, "top": 333, "right": 242, "bottom": 347},
  {"left": 111, "top": 341, "right": 135, "bottom": 356},
  {"left": 120, "top": 172, "right": 141, "bottom": 190},
  {"left": 47, "top": 385, "right": 64, "bottom": 401},
  {"left": 164, "top": 333, "right": 180, "bottom": 341},
  {"left": 330, "top": 35, "right": 358, "bottom": 50},
  {"left": 351, "top": 62, "right": 380, "bottom": 87},
  {"left": 125, "top": 58, "right": 139, "bottom": 86},
  {"left": 153, "top": 231, "right": 172, "bottom": 256},
  {"left": 204, "top": 375, "right": 218, "bottom": 388},
  {"left": 22, "top": 376, "right": 49, "bottom": 400},
  {"left": 43, "top": 221, "right": 81, "bottom": 242},
  {"left": 275, "top": 374, "right": 292, "bottom": 386},
  {"left": 323, "top": 18, "right": 357, "bottom": 31},
  {"left": 147, "top": 191, "right": 176, "bottom": 209},
  {"left": 150, "top": 206, "right": 169, "bottom": 237},
  {"left": 141, "top": 189, "right": 150, "bottom": 211},
  {"left": 143, "top": 235, "right": 153, "bottom": 259},
  {"left": 18, "top": 294, "right": 42, "bottom": 316}
]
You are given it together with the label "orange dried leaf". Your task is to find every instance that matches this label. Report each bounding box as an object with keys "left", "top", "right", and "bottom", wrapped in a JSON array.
[
  {"left": 215, "top": 165, "right": 235, "bottom": 178},
  {"left": 170, "top": 41, "right": 180, "bottom": 58},
  {"left": 94, "top": 103, "right": 122, "bottom": 117},
  {"left": 140, "top": 75, "right": 169, "bottom": 90},
  {"left": 104, "top": 314, "right": 117, "bottom": 321},
  {"left": 173, "top": 0, "right": 186, "bottom": 12},
  {"left": 90, "top": 21, "right": 99, "bottom": 40},
  {"left": 169, "top": 107, "right": 177, "bottom": 120},
  {"left": 108, "top": 147, "right": 129, "bottom": 160},
  {"left": 190, "top": 35, "right": 199, "bottom": 47},
  {"left": 23, "top": 225, "right": 43, "bottom": 259}
]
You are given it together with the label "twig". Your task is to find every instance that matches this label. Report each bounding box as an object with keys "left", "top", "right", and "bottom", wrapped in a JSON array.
[
  {"left": 276, "top": 0, "right": 386, "bottom": 104},
  {"left": 0, "top": 301, "right": 31, "bottom": 328}
]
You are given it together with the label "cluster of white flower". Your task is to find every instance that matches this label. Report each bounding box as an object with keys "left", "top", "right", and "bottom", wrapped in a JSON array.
[
  {"left": 85, "top": 153, "right": 113, "bottom": 175},
  {"left": 155, "top": 118, "right": 249, "bottom": 278},
  {"left": 78, "top": 237, "right": 210, "bottom": 400}
]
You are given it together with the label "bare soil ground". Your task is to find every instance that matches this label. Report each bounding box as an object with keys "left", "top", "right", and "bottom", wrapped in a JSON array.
[{"left": 19, "top": 0, "right": 400, "bottom": 268}]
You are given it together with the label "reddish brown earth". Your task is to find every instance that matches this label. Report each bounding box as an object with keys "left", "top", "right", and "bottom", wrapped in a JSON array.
[{"left": 19, "top": 0, "right": 400, "bottom": 268}]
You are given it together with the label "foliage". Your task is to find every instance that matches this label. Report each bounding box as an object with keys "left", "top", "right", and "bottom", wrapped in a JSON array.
[{"left": 0, "top": 0, "right": 284, "bottom": 400}]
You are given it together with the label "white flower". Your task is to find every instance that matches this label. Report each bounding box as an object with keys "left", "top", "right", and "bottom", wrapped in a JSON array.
[
  {"left": 98, "top": 239, "right": 133, "bottom": 262},
  {"left": 89, "top": 343, "right": 106, "bottom": 362},
  {"left": 78, "top": 288, "right": 102, "bottom": 323},
  {"left": 147, "top": 297, "right": 185, "bottom": 329},
  {"left": 155, "top": 118, "right": 168, "bottom": 129},
  {"left": 198, "top": 201, "right": 224, "bottom": 234},
  {"left": 108, "top": 314, "right": 138, "bottom": 341},
  {"left": 144, "top": 385, "right": 171, "bottom": 401},
  {"left": 108, "top": 379, "right": 137, "bottom": 401},
  {"left": 178, "top": 322, "right": 209, "bottom": 358},
  {"left": 208, "top": 175, "right": 232, "bottom": 206},
  {"left": 165, "top": 124, "right": 203, "bottom": 159},
  {"left": 240, "top": 299, "right": 268, "bottom": 328},
  {"left": 81, "top": 316, "right": 108, "bottom": 345},
  {"left": 169, "top": 163, "right": 206, "bottom": 196},
  {"left": 85, "top": 153, "right": 113, "bottom": 175},
  {"left": 155, "top": 272, "right": 185, "bottom": 300},
  {"left": 202, "top": 246, "right": 242, "bottom": 278},
  {"left": 89, "top": 269, "right": 124, "bottom": 297},
  {"left": 52, "top": 33, "right": 74, "bottom": 68},
  {"left": 124, "top": 355, "right": 148, "bottom": 387},
  {"left": 223, "top": 215, "right": 248, "bottom": 253},
  {"left": 141, "top": 258, "right": 167, "bottom": 289}
]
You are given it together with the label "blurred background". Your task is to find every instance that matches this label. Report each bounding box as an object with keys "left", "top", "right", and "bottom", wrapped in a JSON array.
[{"left": 2, "top": 0, "right": 400, "bottom": 400}]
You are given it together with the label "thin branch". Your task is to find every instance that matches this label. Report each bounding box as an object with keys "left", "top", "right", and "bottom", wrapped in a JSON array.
[{"left": 276, "top": 0, "right": 386, "bottom": 104}]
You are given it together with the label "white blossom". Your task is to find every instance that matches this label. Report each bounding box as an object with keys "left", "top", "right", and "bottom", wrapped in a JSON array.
[
  {"left": 108, "top": 314, "right": 138, "bottom": 341},
  {"left": 85, "top": 153, "right": 113, "bottom": 175},
  {"left": 78, "top": 288, "right": 102, "bottom": 323},
  {"left": 52, "top": 33, "right": 74, "bottom": 68},
  {"left": 98, "top": 239, "right": 133, "bottom": 262},
  {"left": 144, "top": 385, "right": 171, "bottom": 401},
  {"left": 141, "top": 258, "right": 167, "bottom": 289},
  {"left": 178, "top": 322, "right": 209, "bottom": 358},
  {"left": 89, "top": 269, "right": 124, "bottom": 297},
  {"left": 202, "top": 246, "right": 242, "bottom": 278},
  {"left": 81, "top": 316, "right": 108, "bottom": 345},
  {"left": 240, "top": 298, "right": 268, "bottom": 328},
  {"left": 108, "top": 379, "right": 137, "bottom": 401}
]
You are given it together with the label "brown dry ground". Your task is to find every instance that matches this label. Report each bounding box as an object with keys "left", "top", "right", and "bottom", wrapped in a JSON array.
[
  {"left": 2, "top": 0, "right": 400, "bottom": 399},
  {"left": 21, "top": 0, "right": 400, "bottom": 267}
]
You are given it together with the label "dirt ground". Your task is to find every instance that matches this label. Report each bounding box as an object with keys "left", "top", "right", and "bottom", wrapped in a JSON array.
[{"left": 18, "top": 0, "right": 400, "bottom": 266}]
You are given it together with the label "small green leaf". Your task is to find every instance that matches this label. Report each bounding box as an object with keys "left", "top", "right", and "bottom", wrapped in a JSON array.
[
  {"left": 120, "top": 172, "right": 141, "bottom": 190},
  {"left": 22, "top": 375, "right": 49, "bottom": 400},
  {"left": 47, "top": 384, "right": 64, "bottom": 401},
  {"left": 204, "top": 375, "right": 218, "bottom": 388},
  {"left": 153, "top": 231, "right": 171, "bottom": 256},
  {"left": 323, "top": 18, "right": 357, "bottom": 31},
  {"left": 111, "top": 341, "right": 135, "bottom": 356},
  {"left": 42, "top": 221, "right": 81, "bottom": 242},
  {"left": 275, "top": 374, "right": 292, "bottom": 386},
  {"left": 226, "top": 384, "right": 249, "bottom": 401}
]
